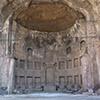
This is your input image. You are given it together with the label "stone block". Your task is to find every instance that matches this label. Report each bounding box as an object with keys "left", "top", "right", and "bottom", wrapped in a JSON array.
[
  {"left": 44, "top": 85, "right": 56, "bottom": 92},
  {"left": 97, "top": 89, "right": 100, "bottom": 95}
]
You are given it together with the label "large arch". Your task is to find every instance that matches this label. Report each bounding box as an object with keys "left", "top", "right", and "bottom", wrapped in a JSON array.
[{"left": 0, "top": 0, "right": 100, "bottom": 94}]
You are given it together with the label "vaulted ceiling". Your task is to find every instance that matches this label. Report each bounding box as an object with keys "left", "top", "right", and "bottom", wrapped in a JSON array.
[
  {"left": 13, "top": 2, "right": 84, "bottom": 32},
  {"left": 0, "top": 0, "right": 100, "bottom": 32}
]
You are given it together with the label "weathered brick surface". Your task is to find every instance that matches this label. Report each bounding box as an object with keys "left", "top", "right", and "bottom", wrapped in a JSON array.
[{"left": 0, "top": 0, "right": 100, "bottom": 94}]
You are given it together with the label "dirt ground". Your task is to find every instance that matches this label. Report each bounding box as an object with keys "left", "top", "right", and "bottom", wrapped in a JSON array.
[{"left": 0, "top": 93, "right": 100, "bottom": 100}]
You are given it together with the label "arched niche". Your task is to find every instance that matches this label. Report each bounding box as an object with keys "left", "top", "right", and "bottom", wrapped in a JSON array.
[
  {"left": 27, "top": 48, "right": 33, "bottom": 57},
  {"left": 66, "top": 46, "right": 71, "bottom": 54},
  {"left": 80, "top": 40, "right": 86, "bottom": 50},
  {"left": 45, "top": 67, "right": 55, "bottom": 85}
]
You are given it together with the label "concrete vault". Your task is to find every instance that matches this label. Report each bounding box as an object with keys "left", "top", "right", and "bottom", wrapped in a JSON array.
[{"left": 13, "top": 2, "right": 84, "bottom": 32}]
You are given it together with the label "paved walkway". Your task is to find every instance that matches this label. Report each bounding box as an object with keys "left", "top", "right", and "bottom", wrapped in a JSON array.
[{"left": 0, "top": 93, "right": 100, "bottom": 100}]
